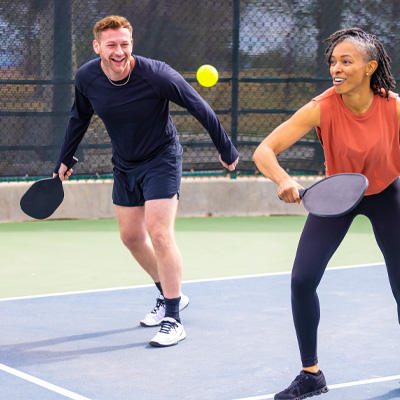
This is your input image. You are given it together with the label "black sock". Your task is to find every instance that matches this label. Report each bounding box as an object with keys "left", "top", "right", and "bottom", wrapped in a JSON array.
[
  {"left": 304, "top": 370, "right": 321, "bottom": 376},
  {"left": 164, "top": 296, "right": 181, "bottom": 322},
  {"left": 155, "top": 282, "right": 163, "bottom": 296}
]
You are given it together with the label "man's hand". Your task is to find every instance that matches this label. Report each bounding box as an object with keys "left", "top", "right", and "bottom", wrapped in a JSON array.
[
  {"left": 53, "top": 163, "right": 73, "bottom": 181},
  {"left": 219, "top": 154, "right": 239, "bottom": 171}
]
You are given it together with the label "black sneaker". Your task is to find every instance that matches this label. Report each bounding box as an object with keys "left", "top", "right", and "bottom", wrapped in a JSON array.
[{"left": 274, "top": 370, "right": 328, "bottom": 400}]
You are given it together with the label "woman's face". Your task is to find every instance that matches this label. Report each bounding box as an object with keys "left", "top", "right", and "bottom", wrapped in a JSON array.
[{"left": 329, "top": 40, "right": 372, "bottom": 96}]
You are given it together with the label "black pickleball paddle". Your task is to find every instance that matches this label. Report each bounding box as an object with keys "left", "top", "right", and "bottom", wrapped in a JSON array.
[{"left": 20, "top": 157, "right": 78, "bottom": 220}]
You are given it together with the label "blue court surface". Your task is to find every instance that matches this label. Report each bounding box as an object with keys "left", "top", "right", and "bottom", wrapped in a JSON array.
[{"left": 1, "top": 263, "right": 399, "bottom": 400}]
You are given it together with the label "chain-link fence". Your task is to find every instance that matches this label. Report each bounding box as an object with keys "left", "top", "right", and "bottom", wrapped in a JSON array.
[{"left": 1, "top": 0, "right": 400, "bottom": 179}]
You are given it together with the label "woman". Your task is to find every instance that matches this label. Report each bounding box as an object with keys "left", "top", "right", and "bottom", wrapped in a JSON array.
[{"left": 253, "top": 28, "right": 400, "bottom": 399}]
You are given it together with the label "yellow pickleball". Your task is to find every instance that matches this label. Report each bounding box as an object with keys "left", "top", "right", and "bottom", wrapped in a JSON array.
[{"left": 196, "top": 65, "right": 219, "bottom": 87}]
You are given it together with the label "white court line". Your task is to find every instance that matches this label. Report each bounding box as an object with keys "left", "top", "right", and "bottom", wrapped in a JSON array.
[
  {"left": 0, "top": 262, "right": 384, "bottom": 302},
  {"left": 0, "top": 363, "right": 93, "bottom": 400},
  {"left": 232, "top": 374, "right": 400, "bottom": 400},
  {"left": 328, "top": 374, "right": 400, "bottom": 389},
  {"left": 184, "top": 261, "right": 384, "bottom": 283}
]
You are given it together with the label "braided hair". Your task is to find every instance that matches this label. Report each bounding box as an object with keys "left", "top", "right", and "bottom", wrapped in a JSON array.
[{"left": 323, "top": 27, "right": 396, "bottom": 99}]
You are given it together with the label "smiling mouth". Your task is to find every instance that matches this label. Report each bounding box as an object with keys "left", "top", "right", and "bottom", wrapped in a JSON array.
[
  {"left": 333, "top": 77, "right": 346, "bottom": 84},
  {"left": 111, "top": 57, "right": 126, "bottom": 64}
]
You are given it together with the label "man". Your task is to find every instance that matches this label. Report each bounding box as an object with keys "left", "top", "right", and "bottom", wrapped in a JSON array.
[{"left": 54, "top": 15, "right": 239, "bottom": 347}]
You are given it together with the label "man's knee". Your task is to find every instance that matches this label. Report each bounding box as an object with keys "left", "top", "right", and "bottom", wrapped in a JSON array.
[
  {"left": 120, "top": 229, "right": 148, "bottom": 251},
  {"left": 148, "top": 229, "right": 174, "bottom": 252}
]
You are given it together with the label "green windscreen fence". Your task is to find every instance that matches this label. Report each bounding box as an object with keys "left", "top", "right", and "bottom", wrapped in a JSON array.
[{"left": 1, "top": 0, "right": 399, "bottom": 179}]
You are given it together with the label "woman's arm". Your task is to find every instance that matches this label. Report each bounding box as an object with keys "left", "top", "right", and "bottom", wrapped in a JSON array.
[{"left": 253, "top": 100, "right": 321, "bottom": 203}]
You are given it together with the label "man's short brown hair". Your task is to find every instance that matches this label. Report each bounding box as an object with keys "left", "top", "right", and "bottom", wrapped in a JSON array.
[{"left": 93, "top": 15, "right": 133, "bottom": 42}]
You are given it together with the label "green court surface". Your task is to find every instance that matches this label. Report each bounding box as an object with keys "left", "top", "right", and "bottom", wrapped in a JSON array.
[{"left": 0, "top": 216, "right": 384, "bottom": 298}]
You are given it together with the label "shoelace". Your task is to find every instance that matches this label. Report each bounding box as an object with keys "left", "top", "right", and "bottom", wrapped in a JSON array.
[
  {"left": 151, "top": 298, "right": 165, "bottom": 314},
  {"left": 159, "top": 320, "right": 178, "bottom": 334}
]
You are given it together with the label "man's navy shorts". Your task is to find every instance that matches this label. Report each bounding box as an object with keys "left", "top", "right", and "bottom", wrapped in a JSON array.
[{"left": 112, "top": 144, "right": 183, "bottom": 207}]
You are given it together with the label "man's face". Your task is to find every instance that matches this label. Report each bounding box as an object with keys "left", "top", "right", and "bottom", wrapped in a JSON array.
[{"left": 93, "top": 28, "right": 133, "bottom": 80}]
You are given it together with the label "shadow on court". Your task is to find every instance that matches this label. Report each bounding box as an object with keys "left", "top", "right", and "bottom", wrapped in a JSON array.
[
  {"left": 0, "top": 327, "right": 145, "bottom": 367},
  {"left": 0, "top": 264, "right": 399, "bottom": 400},
  {"left": 366, "top": 389, "right": 400, "bottom": 400}
]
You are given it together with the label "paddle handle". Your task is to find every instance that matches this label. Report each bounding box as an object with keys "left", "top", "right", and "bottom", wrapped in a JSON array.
[
  {"left": 279, "top": 188, "right": 306, "bottom": 201},
  {"left": 56, "top": 156, "right": 78, "bottom": 181}
]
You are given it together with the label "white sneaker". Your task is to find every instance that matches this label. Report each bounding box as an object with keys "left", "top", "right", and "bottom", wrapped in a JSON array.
[
  {"left": 179, "top": 293, "right": 190, "bottom": 312},
  {"left": 149, "top": 317, "right": 186, "bottom": 347},
  {"left": 140, "top": 297, "right": 165, "bottom": 327},
  {"left": 140, "top": 293, "right": 189, "bottom": 327}
]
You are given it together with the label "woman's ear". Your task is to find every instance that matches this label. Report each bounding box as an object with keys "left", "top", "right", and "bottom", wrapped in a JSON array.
[{"left": 366, "top": 60, "right": 378, "bottom": 75}]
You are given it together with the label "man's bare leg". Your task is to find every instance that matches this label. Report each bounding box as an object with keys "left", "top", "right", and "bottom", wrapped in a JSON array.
[{"left": 115, "top": 205, "right": 159, "bottom": 282}]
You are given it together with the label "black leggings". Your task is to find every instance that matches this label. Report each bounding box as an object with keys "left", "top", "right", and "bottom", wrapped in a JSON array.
[{"left": 291, "top": 177, "right": 400, "bottom": 367}]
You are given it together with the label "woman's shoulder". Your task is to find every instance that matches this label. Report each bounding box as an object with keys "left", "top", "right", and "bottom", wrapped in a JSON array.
[{"left": 313, "top": 87, "right": 336, "bottom": 103}]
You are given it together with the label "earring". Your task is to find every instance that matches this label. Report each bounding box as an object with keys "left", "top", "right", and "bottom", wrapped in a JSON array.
[{"left": 366, "top": 73, "right": 370, "bottom": 76}]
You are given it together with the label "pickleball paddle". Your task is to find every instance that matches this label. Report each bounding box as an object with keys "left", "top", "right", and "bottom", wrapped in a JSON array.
[
  {"left": 20, "top": 157, "right": 78, "bottom": 220},
  {"left": 299, "top": 173, "right": 368, "bottom": 217}
]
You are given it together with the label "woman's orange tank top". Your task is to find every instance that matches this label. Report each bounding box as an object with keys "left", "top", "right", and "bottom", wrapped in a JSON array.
[{"left": 313, "top": 87, "right": 400, "bottom": 195}]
